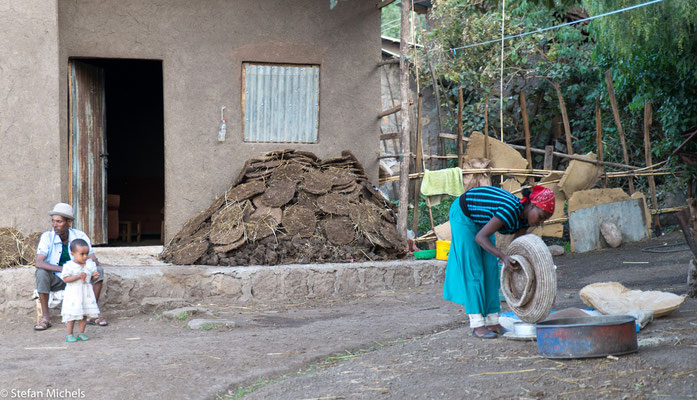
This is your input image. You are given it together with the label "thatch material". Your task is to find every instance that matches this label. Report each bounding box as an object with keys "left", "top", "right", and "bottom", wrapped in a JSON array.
[
  {"left": 162, "top": 150, "right": 405, "bottom": 265},
  {"left": 0, "top": 228, "right": 41, "bottom": 268}
]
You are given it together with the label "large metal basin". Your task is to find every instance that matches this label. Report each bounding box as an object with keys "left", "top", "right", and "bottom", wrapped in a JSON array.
[{"left": 535, "top": 315, "right": 637, "bottom": 359}]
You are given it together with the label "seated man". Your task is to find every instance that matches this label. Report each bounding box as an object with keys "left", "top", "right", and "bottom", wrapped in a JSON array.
[{"left": 33, "top": 203, "right": 108, "bottom": 330}]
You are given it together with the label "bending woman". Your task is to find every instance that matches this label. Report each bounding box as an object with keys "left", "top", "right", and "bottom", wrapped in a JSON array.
[{"left": 443, "top": 185, "right": 555, "bottom": 338}]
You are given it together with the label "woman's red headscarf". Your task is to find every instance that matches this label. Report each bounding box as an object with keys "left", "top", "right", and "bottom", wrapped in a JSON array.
[{"left": 520, "top": 185, "right": 555, "bottom": 214}]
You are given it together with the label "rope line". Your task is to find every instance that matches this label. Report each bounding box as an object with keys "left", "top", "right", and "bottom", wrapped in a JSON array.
[{"left": 438, "top": 0, "right": 665, "bottom": 55}]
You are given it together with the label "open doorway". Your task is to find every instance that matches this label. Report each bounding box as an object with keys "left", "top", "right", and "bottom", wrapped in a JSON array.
[{"left": 69, "top": 58, "right": 164, "bottom": 245}]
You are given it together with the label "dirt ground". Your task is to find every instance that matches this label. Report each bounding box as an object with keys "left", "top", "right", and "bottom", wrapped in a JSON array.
[{"left": 1, "top": 231, "right": 695, "bottom": 400}]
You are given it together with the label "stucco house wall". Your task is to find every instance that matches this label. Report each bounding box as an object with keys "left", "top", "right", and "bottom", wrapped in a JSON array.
[
  {"left": 1, "top": 0, "right": 381, "bottom": 240},
  {"left": 0, "top": 0, "right": 62, "bottom": 234}
]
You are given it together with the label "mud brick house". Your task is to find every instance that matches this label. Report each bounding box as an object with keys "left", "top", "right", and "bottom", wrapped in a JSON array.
[{"left": 0, "top": 0, "right": 381, "bottom": 244}]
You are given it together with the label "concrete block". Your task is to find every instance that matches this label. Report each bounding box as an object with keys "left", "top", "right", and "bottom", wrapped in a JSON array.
[{"left": 569, "top": 199, "right": 649, "bottom": 253}]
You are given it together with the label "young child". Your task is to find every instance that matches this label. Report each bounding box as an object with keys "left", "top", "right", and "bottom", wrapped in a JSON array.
[{"left": 60, "top": 239, "right": 101, "bottom": 342}]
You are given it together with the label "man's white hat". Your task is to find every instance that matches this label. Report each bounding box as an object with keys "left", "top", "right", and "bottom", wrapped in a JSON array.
[{"left": 49, "top": 203, "right": 74, "bottom": 220}]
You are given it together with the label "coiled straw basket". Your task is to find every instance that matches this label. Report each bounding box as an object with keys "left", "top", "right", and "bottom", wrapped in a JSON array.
[{"left": 500, "top": 234, "right": 557, "bottom": 323}]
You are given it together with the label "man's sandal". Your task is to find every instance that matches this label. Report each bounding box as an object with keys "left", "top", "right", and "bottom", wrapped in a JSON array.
[
  {"left": 77, "top": 333, "right": 89, "bottom": 341},
  {"left": 33, "top": 320, "right": 52, "bottom": 331},
  {"left": 65, "top": 334, "right": 78, "bottom": 343},
  {"left": 87, "top": 317, "right": 108, "bottom": 326}
]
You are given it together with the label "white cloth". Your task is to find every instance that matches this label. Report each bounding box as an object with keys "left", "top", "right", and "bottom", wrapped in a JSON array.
[
  {"left": 484, "top": 313, "right": 499, "bottom": 325},
  {"left": 60, "top": 260, "right": 100, "bottom": 323},
  {"left": 468, "top": 314, "right": 485, "bottom": 328},
  {"left": 32, "top": 289, "right": 64, "bottom": 308}
]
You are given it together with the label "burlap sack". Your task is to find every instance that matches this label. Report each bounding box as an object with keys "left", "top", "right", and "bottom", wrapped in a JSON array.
[
  {"left": 465, "top": 132, "right": 528, "bottom": 182},
  {"left": 558, "top": 152, "right": 603, "bottom": 198},
  {"left": 462, "top": 158, "right": 491, "bottom": 192}
]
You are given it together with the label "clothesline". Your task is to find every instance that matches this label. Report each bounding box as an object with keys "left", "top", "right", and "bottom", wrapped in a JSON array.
[{"left": 425, "top": 0, "right": 666, "bottom": 56}]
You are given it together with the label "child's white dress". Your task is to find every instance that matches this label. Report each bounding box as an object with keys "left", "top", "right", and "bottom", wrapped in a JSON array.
[{"left": 60, "top": 260, "right": 101, "bottom": 323}]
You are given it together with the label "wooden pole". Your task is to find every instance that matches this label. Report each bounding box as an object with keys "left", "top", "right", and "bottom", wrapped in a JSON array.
[
  {"left": 377, "top": 104, "right": 401, "bottom": 119},
  {"left": 605, "top": 70, "right": 635, "bottom": 194},
  {"left": 426, "top": 57, "right": 444, "bottom": 170},
  {"left": 438, "top": 133, "right": 640, "bottom": 170},
  {"left": 520, "top": 91, "right": 533, "bottom": 184},
  {"left": 396, "top": 0, "right": 411, "bottom": 243},
  {"left": 595, "top": 96, "right": 606, "bottom": 188},
  {"left": 457, "top": 87, "right": 464, "bottom": 168},
  {"left": 543, "top": 145, "right": 554, "bottom": 171},
  {"left": 644, "top": 101, "right": 661, "bottom": 233},
  {"left": 484, "top": 102, "right": 489, "bottom": 159},
  {"left": 412, "top": 94, "right": 424, "bottom": 236},
  {"left": 552, "top": 82, "right": 573, "bottom": 155}
]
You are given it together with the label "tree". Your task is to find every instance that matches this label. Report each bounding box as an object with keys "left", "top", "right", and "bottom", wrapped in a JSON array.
[{"left": 585, "top": 0, "right": 697, "bottom": 171}]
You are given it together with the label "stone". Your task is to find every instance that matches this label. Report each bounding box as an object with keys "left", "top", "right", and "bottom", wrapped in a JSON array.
[
  {"left": 211, "top": 274, "right": 243, "bottom": 298},
  {"left": 282, "top": 269, "right": 309, "bottom": 300},
  {"left": 335, "top": 268, "right": 360, "bottom": 296},
  {"left": 309, "top": 270, "right": 335, "bottom": 298},
  {"left": 250, "top": 270, "right": 281, "bottom": 301},
  {"left": 162, "top": 306, "right": 210, "bottom": 320},
  {"left": 548, "top": 245, "right": 565, "bottom": 256},
  {"left": 391, "top": 267, "right": 415, "bottom": 289},
  {"left": 140, "top": 297, "right": 188, "bottom": 313},
  {"left": 600, "top": 221, "right": 622, "bottom": 248},
  {"left": 363, "top": 267, "right": 386, "bottom": 291},
  {"left": 188, "top": 318, "right": 235, "bottom": 330}
]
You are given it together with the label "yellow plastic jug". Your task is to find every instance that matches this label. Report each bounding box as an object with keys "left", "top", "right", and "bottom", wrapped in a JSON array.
[{"left": 436, "top": 240, "right": 451, "bottom": 260}]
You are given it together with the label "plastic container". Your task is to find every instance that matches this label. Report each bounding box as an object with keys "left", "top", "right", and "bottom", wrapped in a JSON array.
[
  {"left": 435, "top": 240, "right": 451, "bottom": 260},
  {"left": 413, "top": 249, "right": 436, "bottom": 260}
]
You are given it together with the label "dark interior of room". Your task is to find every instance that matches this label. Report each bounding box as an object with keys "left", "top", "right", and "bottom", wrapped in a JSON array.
[{"left": 80, "top": 58, "right": 165, "bottom": 244}]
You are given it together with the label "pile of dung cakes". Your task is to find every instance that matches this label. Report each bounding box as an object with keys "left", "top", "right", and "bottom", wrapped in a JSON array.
[{"left": 161, "top": 150, "right": 405, "bottom": 266}]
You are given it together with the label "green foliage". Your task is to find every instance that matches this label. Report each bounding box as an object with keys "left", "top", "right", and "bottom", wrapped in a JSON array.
[
  {"left": 408, "top": 194, "right": 454, "bottom": 237},
  {"left": 423, "top": 0, "right": 597, "bottom": 152},
  {"left": 414, "top": 0, "right": 694, "bottom": 198},
  {"left": 199, "top": 323, "right": 215, "bottom": 331},
  {"left": 585, "top": 0, "right": 697, "bottom": 186},
  {"left": 381, "top": 2, "right": 427, "bottom": 41},
  {"left": 174, "top": 311, "right": 189, "bottom": 321}
]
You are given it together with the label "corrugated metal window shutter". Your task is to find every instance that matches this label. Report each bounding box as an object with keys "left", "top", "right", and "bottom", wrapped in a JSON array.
[{"left": 243, "top": 63, "right": 319, "bottom": 143}]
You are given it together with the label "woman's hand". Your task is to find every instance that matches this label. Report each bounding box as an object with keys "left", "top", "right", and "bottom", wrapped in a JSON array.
[{"left": 502, "top": 255, "right": 519, "bottom": 271}]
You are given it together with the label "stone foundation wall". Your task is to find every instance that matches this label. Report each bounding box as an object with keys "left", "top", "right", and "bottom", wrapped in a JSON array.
[{"left": 0, "top": 260, "right": 447, "bottom": 317}]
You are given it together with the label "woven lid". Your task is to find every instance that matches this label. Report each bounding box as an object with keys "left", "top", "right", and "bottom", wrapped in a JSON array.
[{"left": 500, "top": 234, "right": 556, "bottom": 323}]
